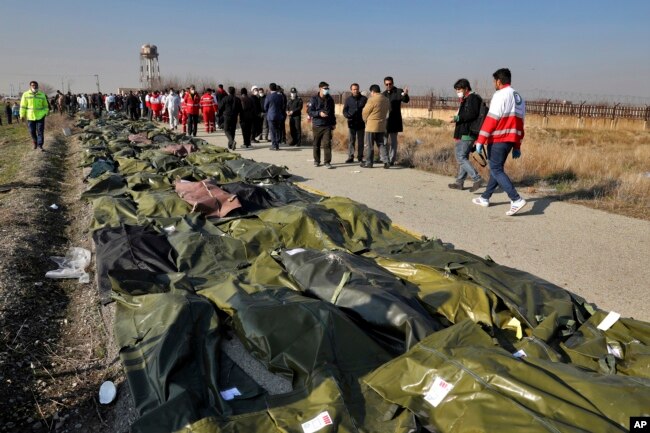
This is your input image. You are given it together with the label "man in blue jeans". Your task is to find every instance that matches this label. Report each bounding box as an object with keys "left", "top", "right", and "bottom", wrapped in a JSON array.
[
  {"left": 472, "top": 68, "right": 527, "bottom": 216},
  {"left": 448, "top": 78, "right": 484, "bottom": 192},
  {"left": 20, "top": 81, "right": 50, "bottom": 151}
]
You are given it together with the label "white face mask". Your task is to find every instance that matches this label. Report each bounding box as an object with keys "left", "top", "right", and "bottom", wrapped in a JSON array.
[
  {"left": 322, "top": 89, "right": 330, "bottom": 96},
  {"left": 456, "top": 91, "right": 464, "bottom": 98},
  {"left": 259, "top": 92, "right": 264, "bottom": 96},
  {"left": 290, "top": 93, "right": 296, "bottom": 99}
]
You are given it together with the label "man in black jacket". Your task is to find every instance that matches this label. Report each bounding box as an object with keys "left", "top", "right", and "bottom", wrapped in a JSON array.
[
  {"left": 382, "top": 76, "right": 409, "bottom": 165},
  {"left": 215, "top": 84, "right": 227, "bottom": 129},
  {"left": 343, "top": 83, "right": 367, "bottom": 163},
  {"left": 286, "top": 87, "right": 303, "bottom": 146},
  {"left": 308, "top": 81, "right": 336, "bottom": 168},
  {"left": 238, "top": 88, "right": 256, "bottom": 148},
  {"left": 126, "top": 91, "right": 140, "bottom": 120},
  {"left": 448, "top": 78, "right": 484, "bottom": 191},
  {"left": 219, "top": 86, "right": 242, "bottom": 150}
]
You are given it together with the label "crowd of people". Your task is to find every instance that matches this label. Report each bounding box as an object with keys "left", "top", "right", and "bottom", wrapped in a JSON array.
[
  {"left": 0, "top": 101, "right": 21, "bottom": 125},
  {"left": 10, "top": 67, "right": 527, "bottom": 215}
]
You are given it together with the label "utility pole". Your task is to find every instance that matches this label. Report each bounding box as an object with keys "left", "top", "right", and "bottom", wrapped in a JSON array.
[{"left": 94, "top": 74, "right": 101, "bottom": 93}]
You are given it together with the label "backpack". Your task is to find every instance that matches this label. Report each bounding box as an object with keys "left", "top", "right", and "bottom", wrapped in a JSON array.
[{"left": 469, "top": 95, "right": 489, "bottom": 137}]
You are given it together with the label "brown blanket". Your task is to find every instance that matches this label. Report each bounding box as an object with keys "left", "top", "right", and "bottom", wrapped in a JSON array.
[{"left": 175, "top": 179, "right": 241, "bottom": 217}]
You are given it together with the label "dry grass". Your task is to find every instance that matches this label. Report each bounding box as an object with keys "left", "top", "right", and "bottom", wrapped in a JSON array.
[{"left": 302, "top": 116, "right": 650, "bottom": 220}]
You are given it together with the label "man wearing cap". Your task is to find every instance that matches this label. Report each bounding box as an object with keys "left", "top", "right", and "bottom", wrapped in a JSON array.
[
  {"left": 308, "top": 81, "right": 336, "bottom": 168},
  {"left": 20, "top": 81, "right": 50, "bottom": 151},
  {"left": 286, "top": 87, "right": 303, "bottom": 146}
]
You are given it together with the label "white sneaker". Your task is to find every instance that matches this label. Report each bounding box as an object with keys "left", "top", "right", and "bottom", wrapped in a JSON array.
[
  {"left": 472, "top": 197, "right": 489, "bottom": 207},
  {"left": 506, "top": 198, "right": 527, "bottom": 216}
]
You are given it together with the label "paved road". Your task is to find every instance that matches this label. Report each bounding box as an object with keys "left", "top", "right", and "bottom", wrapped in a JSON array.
[{"left": 196, "top": 129, "right": 650, "bottom": 321}]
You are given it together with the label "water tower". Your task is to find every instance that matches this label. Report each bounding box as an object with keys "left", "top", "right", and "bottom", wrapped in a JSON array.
[{"left": 140, "top": 44, "right": 160, "bottom": 89}]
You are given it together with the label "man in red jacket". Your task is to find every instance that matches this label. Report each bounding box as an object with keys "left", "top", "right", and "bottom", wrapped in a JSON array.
[
  {"left": 472, "top": 68, "right": 527, "bottom": 216},
  {"left": 200, "top": 89, "right": 217, "bottom": 133},
  {"left": 184, "top": 85, "right": 200, "bottom": 137},
  {"left": 150, "top": 91, "right": 163, "bottom": 121}
]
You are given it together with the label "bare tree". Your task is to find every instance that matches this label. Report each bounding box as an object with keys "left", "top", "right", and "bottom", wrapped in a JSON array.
[{"left": 39, "top": 82, "right": 55, "bottom": 96}]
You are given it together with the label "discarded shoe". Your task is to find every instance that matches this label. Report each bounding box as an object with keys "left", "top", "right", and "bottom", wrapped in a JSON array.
[
  {"left": 506, "top": 198, "right": 527, "bottom": 216},
  {"left": 448, "top": 182, "right": 463, "bottom": 190}
]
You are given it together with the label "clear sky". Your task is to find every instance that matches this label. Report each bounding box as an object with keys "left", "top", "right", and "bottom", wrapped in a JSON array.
[{"left": 2, "top": 0, "right": 649, "bottom": 103}]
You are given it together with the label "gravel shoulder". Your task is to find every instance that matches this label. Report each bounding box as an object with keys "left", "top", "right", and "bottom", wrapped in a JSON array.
[
  {"left": 0, "top": 120, "right": 135, "bottom": 433},
  {"left": 198, "top": 128, "right": 650, "bottom": 321}
]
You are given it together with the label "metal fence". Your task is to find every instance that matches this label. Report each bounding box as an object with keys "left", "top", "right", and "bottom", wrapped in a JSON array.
[{"left": 331, "top": 93, "right": 650, "bottom": 121}]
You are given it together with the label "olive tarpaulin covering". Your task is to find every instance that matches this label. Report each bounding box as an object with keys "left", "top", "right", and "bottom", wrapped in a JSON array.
[{"left": 78, "top": 115, "right": 650, "bottom": 433}]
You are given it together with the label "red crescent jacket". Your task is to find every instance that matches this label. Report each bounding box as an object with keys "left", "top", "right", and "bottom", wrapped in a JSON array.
[
  {"left": 200, "top": 93, "right": 217, "bottom": 113},
  {"left": 184, "top": 92, "right": 200, "bottom": 115},
  {"left": 149, "top": 94, "right": 162, "bottom": 112},
  {"left": 476, "top": 85, "right": 525, "bottom": 149}
]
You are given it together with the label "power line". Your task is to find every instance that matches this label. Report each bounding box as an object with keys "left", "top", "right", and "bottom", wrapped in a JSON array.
[{"left": 0, "top": 72, "right": 99, "bottom": 77}]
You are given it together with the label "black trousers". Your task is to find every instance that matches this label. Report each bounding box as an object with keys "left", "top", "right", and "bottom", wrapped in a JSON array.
[
  {"left": 187, "top": 114, "right": 199, "bottom": 136},
  {"left": 240, "top": 117, "right": 253, "bottom": 147},
  {"left": 128, "top": 106, "right": 139, "bottom": 121},
  {"left": 224, "top": 116, "right": 237, "bottom": 148},
  {"left": 312, "top": 125, "right": 332, "bottom": 164},
  {"left": 289, "top": 116, "right": 301, "bottom": 146}
]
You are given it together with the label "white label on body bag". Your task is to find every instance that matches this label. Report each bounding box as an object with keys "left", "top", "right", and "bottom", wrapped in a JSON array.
[
  {"left": 285, "top": 248, "right": 306, "bottom": 256},
  {"left": 219, "top": 387, "right": 241, "bottom": 401},
  {"left": 301, "top": 411, "right": 333, "bottom": 433},
  {"left": 423, "top": 376, "right": 454, "bottom": 407},
  {"left": 597, "top": 311, "right": 620, "bottom": 331}
]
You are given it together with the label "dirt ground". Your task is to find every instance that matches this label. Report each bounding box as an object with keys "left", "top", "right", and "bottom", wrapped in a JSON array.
[{"left": 0, "top": 118, "right": 135, "bottom": 433}]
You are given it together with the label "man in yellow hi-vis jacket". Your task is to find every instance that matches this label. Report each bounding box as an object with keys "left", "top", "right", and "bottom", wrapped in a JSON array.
[{"left": 20, "top": 81, "right": 50, "bottom": 151}]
